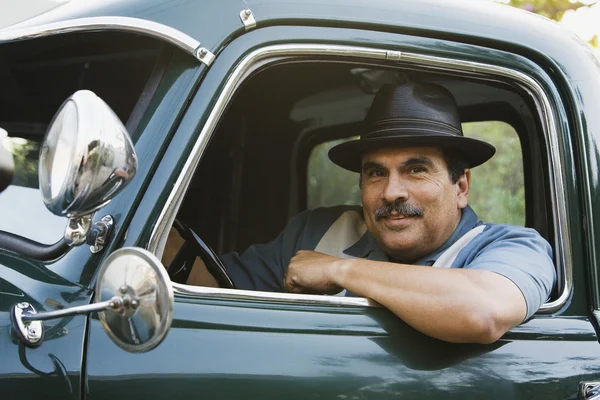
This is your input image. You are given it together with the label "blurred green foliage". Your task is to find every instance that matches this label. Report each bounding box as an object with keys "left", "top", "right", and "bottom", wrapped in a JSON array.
[
  {"left": 307, "top": 121, "right": 524, "bottom": 225},
  {"left": 3, "top": 137, "right": 39, "bottom": 188},
  {"left": 307, "top": 137, "right": 361, "bottom": 210},
  {"left": 506, "top": 0, "right": 599, "bottom": 46},
  {"left": 507, "top": 0, "right": 597, "bottom": 20},
  {"left": 463, "top": 122, "right": 524, "bottom": 226}
]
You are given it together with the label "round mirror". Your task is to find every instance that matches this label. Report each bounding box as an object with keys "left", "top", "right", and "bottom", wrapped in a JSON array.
[
  {"left": 96, "top": 247, "right": 174, "bottom": 353},
  {"left": 39, "top": 90, "right": 137, "bottom": 218}
]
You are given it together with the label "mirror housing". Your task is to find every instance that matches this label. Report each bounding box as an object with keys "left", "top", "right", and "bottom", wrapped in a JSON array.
[
  {"left": 39, "top": 90, "right": 137, "bottom": 218},
  {"left": 97, "top": 247, "right": 174, "bottom": 352},
  {"left": 0, "top": 90, "right": 137, "bottom": 259}
]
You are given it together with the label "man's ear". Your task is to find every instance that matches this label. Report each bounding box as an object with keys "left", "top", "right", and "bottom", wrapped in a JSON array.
[{"left": 456, "top": 169, "right": 470, "bottom": 209}]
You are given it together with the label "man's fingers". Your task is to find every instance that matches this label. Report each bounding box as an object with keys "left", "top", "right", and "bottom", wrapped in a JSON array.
[{"left": 284, "top": 279, "right": 305, "bottom": 293}]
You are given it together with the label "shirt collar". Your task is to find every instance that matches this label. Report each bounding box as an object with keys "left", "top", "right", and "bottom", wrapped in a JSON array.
[{"left": 343, "top": 205, "right": 480, "bottom": 264}]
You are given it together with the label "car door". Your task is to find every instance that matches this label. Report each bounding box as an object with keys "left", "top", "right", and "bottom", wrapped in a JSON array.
[
  {"left": 0, "top": 257, "right": 91, "bottom": 398},
  {"left": 84, "top": 16, "right": 600, "bottom": 400}
]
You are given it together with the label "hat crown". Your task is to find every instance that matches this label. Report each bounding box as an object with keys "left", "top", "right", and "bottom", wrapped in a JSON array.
[
  {"left": 365, "top": 83, "right": 463, "bottom": 137},
  {"left": 327, "top": 82, "right": 496, "bottom": 172}
]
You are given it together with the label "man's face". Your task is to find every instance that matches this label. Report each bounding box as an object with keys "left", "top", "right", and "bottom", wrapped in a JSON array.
[{"left": 360, "top": 146, "right": 470, "bottom": 262}]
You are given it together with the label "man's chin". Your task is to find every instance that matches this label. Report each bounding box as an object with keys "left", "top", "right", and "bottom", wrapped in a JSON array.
[{"left": 379, "top": 238, "right": 421, "bottom": 261}]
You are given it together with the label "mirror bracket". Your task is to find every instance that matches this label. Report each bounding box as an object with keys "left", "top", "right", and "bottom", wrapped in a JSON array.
[
  {"left": 11, "top": 296, "right": 126, "bottom": 348},
  {"left": 10, "top": 302, "right": 43, "bottom": 347},
  {"left": 64, "top": 215, "right": 92, "bottom": 246},
  {"left": 10, "top": 247, "right": 173, "bottom": 353},
  {"left": 87, "top": 215, "right": 114, "bottom": 254}
]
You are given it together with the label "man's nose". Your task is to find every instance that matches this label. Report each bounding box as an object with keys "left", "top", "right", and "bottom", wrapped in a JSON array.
[{"left": 382, "top": 173, "right": 409, "bottom": 203}]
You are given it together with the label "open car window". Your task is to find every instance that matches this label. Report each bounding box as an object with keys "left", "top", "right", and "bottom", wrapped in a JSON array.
[{"left": 157, "top": 46, "right": 564, "bottom": 311}]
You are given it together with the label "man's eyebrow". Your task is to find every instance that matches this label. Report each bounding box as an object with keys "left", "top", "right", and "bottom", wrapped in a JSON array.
[
  {"left": 402, "top": 156, "right": 434, "bottom": 168},
  {"left": 361, "top": 161, "right": 386, "bottom": 172}
]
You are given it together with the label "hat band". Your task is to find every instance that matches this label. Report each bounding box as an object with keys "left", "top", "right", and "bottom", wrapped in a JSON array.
[
  {"left": 364, "top": 126, "right": 462, "bottom": 140},
  {"left": 365, "top": 117, "right": 462, "bottom": 139},
  {"left": 369, "top": 117, "right": 462, "bottom": 134}
]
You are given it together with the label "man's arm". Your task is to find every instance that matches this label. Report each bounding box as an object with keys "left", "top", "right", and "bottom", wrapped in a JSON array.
[{"left": 284, "top": 250, "right": 527, "bottom": 344}]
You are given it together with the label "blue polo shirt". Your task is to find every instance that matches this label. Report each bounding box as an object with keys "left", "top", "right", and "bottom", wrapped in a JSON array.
[{"left": 222, "top": 205, "right": 555, "bottom": 319}]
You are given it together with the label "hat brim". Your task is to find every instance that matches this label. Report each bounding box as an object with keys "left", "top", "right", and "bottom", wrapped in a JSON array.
[{"left": 328, "top": 134, "right": 496, "bottom": 173}]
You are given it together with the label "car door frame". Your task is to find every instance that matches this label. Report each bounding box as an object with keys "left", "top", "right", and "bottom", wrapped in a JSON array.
[{"left": 81, "top": 24, "right": 600, "bottom": 400}]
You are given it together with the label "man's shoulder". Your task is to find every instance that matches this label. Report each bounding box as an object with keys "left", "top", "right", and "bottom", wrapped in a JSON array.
[
  {"left": 293, "top": 204, "right": 364, "bottom": 232},
  {"left": 281, "top": 205, "right": 365, "bottom": 253},
  {"left": 480, "top": 223, "right": 548, "bottom": 240},
  {"left": 474, "top": 222, "right": 552, "bottom": 255},
  {"left": 292, "top": 205, "right": 363, "bottom": 229},
  {"left": 305, "top": 204, "right": 363, "bottom": 219}
]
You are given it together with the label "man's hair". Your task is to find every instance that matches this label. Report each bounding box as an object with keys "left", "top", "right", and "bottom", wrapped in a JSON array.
[{"left": 442, "top": 149, "right": 469, "bottom": 184}]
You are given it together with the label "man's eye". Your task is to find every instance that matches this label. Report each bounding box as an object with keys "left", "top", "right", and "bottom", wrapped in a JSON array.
[
  {"left": 409, "top": 166, "right": 426, "bottom": 174},
  {"left": 370, "top": 170, "right": 385, "bottom": 177}
]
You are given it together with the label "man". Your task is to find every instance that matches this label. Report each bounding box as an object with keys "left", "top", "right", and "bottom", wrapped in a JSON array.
[{"left": 181, "top": 82, "right": 556, "bottom": 344}]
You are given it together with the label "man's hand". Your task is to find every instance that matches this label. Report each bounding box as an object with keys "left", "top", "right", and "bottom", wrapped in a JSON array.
[{"left": 284, "top": 250, "right": 345, "bottom": 295}]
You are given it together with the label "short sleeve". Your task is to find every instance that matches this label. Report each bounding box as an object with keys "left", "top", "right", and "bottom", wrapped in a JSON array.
[{"left": 462, "top": 225, "right": 556, "bottom": 320}]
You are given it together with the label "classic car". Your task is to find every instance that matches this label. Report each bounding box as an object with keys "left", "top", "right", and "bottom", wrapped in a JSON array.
[{"left": 1, "top": 0, "right": 600, "bottom": 398}]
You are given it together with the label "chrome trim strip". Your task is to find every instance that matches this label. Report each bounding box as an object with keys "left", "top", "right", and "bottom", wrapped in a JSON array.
[
  {"left": 173, "top": 283, "right": 377, "bottom": 307},
  {"left": 0, "top": 17, "right": 204, "bottom": 62},
  {"left": 149, "top": 44, "right": 571, "bottom": 312}
]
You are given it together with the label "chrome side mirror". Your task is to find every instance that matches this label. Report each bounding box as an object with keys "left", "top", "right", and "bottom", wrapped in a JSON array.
[
  {"left": 39, "top": 90, "right": 137, "bottom": 245},
  {"left": 11, "top": 247, "right": 174, "bottom": 352},
  {"left": 0, "top": 127, "right": 14, "bottom": 194}
]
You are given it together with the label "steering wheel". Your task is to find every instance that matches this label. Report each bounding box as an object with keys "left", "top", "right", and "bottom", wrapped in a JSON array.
[{"left": 168, "top": 220, "right": 235, "bottom": 289}]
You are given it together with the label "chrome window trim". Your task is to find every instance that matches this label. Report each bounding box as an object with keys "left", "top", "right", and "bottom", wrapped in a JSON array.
[
  {"left": 148, "top": 44, "right": 571, "bottom": 313},
  {"left": 0, "top": 17, "right": 205, "bottom": 62},
  {"left": 173, "top": 283, "right": 377, "bottom": 307}
]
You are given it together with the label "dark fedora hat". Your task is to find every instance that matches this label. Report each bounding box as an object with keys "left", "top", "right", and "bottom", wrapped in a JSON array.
[{"left": 328, "top": 82, "right": 496, "bottom": 172}]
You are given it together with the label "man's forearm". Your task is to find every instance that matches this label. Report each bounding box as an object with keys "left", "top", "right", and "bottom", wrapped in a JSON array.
[{"left": 331, "top": 258, "right": 526, "bottom": 343}]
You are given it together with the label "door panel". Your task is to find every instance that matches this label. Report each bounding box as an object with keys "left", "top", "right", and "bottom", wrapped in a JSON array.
[
  {"left": 0, "top": 256, "right": 92, "bottom": 399},
  {"left": 85, "top": 296, "right": 600, "bottom": 399}
]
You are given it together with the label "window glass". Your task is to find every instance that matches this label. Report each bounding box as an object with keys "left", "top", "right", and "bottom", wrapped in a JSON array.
[
  {"left": 463, "top": 121, "right": 524, "bottom": 226},
  {"left": 0, "top": 32, "right": 162, "bottom": 244},
  {"left": 307, "top": 121, "right": 524, "bottom": 226},
  {"left": 0, "top": 136, "right": 66, "bottom": 244},
  {"left": 307, "top": 136, "right": 361, "bottom": 209},
  {"left": 4, "top": 137, "right": 39, "bottom": 188}
]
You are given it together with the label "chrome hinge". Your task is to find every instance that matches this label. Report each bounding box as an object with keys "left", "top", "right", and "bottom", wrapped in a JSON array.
[
  {"left": 240, "top": 9, "right": 256, "bottom": 30},
  {"left": 11, "top": 302, "right": 43, "bottom": 347},
  {"left": 580, "top": 381, "right": 600, "bottom": 400},
  {"left": 386, "top": 51, "right": 402, "bottom": 61},
  {"left": 88, "top": 215, "right": 114, "bottom": 254},
  {"left": 195, "top": 47, "right": 215, "bottom": 66}
]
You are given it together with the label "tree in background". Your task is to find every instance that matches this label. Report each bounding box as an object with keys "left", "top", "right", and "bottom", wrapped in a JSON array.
[
  {"left": 507, "top": 0, "right": 596, "bottom": 20},
  {"left": 502, "top": 0, "right": 599, "bottom": 47}
]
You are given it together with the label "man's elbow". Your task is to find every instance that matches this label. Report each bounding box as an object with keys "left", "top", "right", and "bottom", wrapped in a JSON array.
[{"left": 466, "top": 309, "right": 514, "bottom": 344}]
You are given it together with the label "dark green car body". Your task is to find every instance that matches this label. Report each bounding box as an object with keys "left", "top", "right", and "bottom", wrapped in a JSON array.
[{"left": 1, "top": 0, "right": 600, "bottom": 399}]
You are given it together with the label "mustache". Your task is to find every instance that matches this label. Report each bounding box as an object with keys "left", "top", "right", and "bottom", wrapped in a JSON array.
[{"left": 375, "top": 201, "right": 424, "bottom": 220}]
